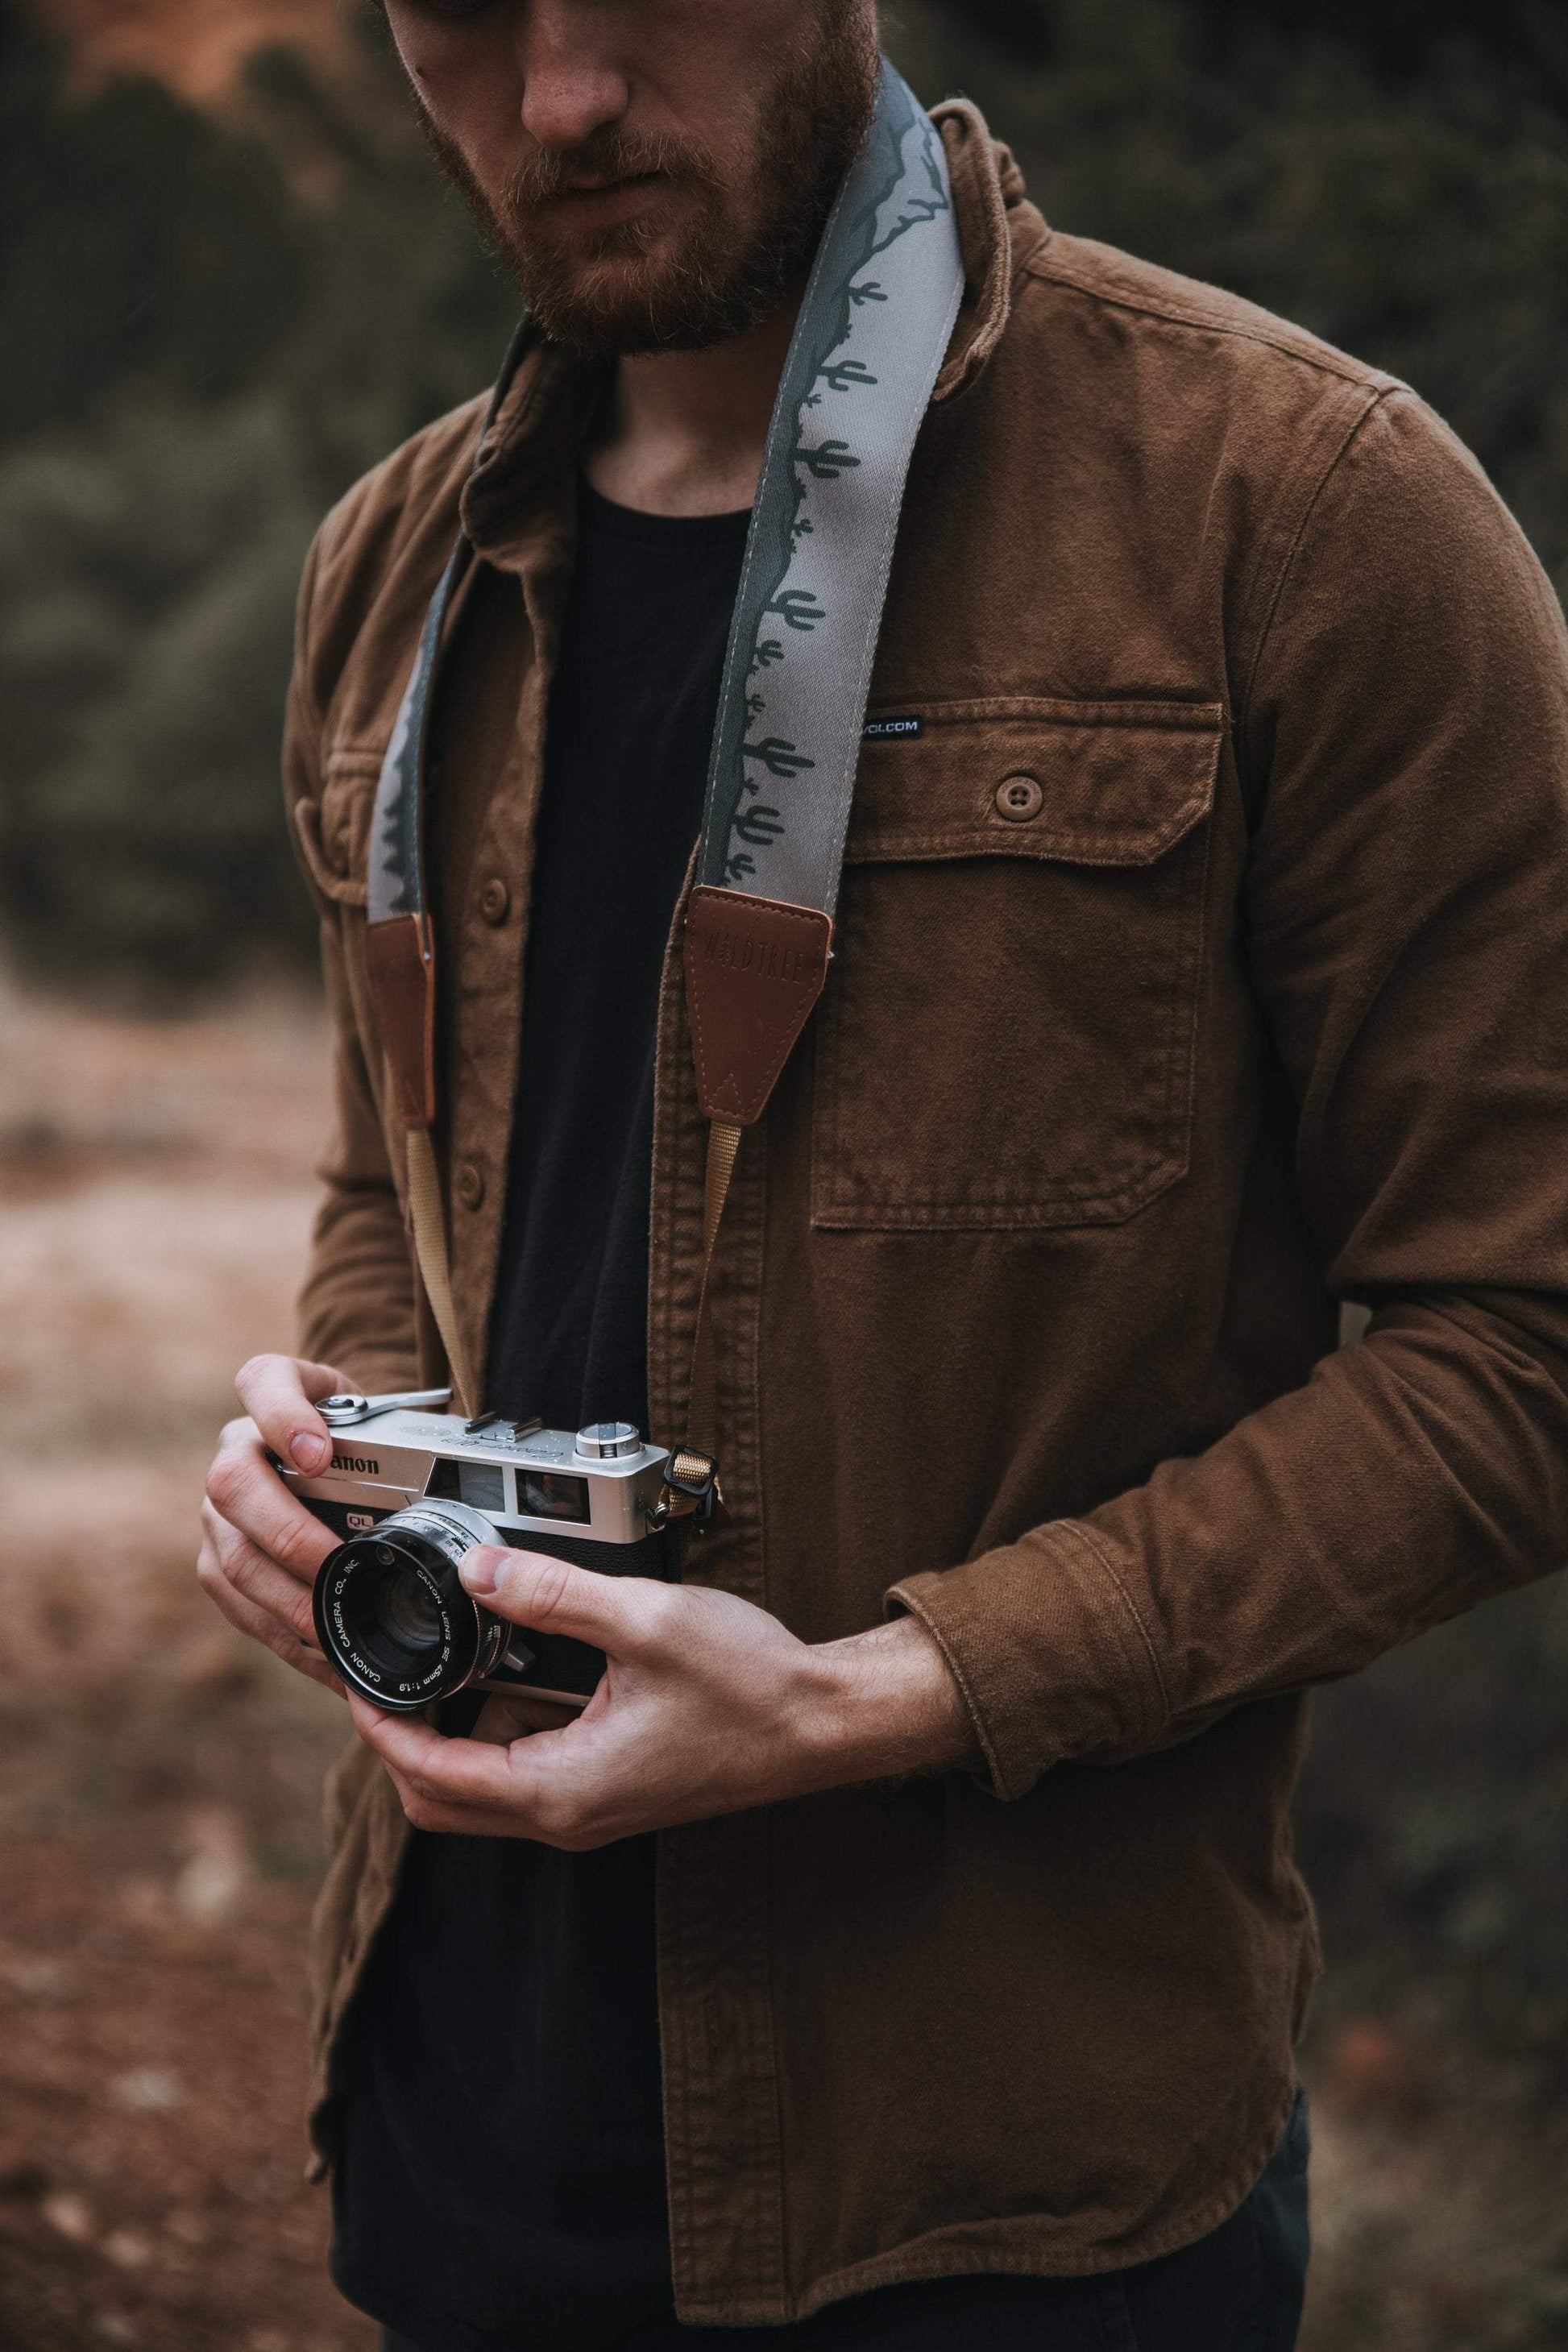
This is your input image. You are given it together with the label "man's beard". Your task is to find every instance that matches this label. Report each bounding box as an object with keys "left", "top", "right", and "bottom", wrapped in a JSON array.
[{"left": 417, "top": 16, "right": 879, "bottom": 357}]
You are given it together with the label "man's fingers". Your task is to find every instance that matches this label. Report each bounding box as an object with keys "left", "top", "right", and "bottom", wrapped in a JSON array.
[
  {"left": 381, "top": 1765, "right": 501, "bottom": 1840},
  {"left": 200, "top": 1501, "right": 320, "bottom": 1646},
  {"left": 234, "top": 1353, "right": 345, "bottom": 1477},
  {"left": 197, "top": 1534, "right": 342, "bottom": 1695},
  {"left": 348, "top": 1694, "right": 529, "bottom": 1802},
  {"left": 197, "top": 1355, "right": 348, "bottom": 1695},
  {"left": 458, "top": 1545, "right": 671, "bottom": 1652},
  {"left": 197, "top": 1513, "right": 322, "bottom": 1657},
  {"left": 471, "top": 1691, "right": 582, "bottom": 1744},
  {"left": 348, "top": 1694, "right": 579, "bottom": 1829},
  {"left": 204, "top": 1437, "right": 338, "bottom": 1587}
]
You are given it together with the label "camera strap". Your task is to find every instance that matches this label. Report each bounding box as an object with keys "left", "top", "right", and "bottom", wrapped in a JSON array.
[{"left": 365, "top": 60, "right": 964, "bottom": 1458}]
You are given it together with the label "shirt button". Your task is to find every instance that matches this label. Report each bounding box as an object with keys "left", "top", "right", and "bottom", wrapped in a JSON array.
[
  {"left": 456, "top": 1161, "right": 486, "bottom": 1211},
  {"left": 327, "top": 831, "right": 351, "bottom": 876},
  {"left": 995, "top": 773, "right": 1044, "bottom": 823},
  {"left": 479, "top": 877, "right": 511, "bottom": 926}
]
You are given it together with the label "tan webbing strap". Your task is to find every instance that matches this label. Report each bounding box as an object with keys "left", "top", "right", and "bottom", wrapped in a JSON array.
[
  {"left": 406, "top": 1124, "right": 477, "bottom": 1419},
  {"left": 703, "top": 1117, "right": 744, "bottom": 1262},
  {"left": 364, "top": 909, "right": 476, "bottom": 1416},
  {"left": 683, "top": 1118, "right": 742, "bottom": 1462}
]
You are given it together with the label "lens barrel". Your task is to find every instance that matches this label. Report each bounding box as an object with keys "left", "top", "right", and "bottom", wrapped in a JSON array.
[{"left": 312, "top": 1500, "right": 503, "bottom": 1711}]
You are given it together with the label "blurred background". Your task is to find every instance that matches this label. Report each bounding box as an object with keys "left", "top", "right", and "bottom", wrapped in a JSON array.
[{"left": 1, "top": 1, "right": 1566, "bottom": 2346}]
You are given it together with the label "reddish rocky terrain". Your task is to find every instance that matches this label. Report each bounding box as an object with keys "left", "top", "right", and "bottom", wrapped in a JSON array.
[{"left": 0, "top": 987, "right": 376, "bottom": 2350}]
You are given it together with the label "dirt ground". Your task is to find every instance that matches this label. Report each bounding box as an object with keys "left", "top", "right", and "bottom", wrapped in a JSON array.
[
  {"left": 0, "top": 985, "right": 1563, "bottom": 2351},
  {"left": 0, "top": 985, "right": 374, "bottom": 2352}
]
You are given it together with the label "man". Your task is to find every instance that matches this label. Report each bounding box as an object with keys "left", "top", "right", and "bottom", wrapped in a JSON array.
[{"left": 196, "top": 3, "right": 1568, "bottom": 2348}]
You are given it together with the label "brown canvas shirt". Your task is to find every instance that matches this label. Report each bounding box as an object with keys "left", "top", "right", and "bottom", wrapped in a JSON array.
[{"left": 284, "top": 106, "right": 1568, "bottom": 2323}]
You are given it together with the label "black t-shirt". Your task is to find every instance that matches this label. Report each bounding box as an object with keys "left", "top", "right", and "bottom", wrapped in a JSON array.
[{"left": 331, "top": 483, "right": 752, "bottom": 2352}]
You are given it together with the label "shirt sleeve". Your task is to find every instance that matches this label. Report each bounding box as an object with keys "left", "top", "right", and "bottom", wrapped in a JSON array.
[{"left": 888, "top": 387, "right": 1568, "bottom": 1801}]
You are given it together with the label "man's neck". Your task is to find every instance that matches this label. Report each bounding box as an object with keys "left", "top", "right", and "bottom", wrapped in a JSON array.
[{"left": 583, "top": 295, "right": 801, "bottom": 519}]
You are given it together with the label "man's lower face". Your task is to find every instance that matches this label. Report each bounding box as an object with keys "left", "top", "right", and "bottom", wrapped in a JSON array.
[
  {"left": 419, "top": 14, "right": 877, "bottom": 356},
  {"left": 500, "top": 160, "right": 787, "bottom": 356}
]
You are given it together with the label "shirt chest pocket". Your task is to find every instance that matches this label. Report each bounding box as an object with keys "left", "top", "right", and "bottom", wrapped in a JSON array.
[
  {"left": 290, "top": 746, "right": 381, "bottom": 910},
  {"left": 810, "top": 699, "right": 1222, "bottom": 1231}
]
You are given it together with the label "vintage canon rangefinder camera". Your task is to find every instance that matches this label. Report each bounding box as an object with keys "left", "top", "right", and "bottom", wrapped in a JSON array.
[{"left": 279, "top": 1388, "right": 712, "bottom": 1715}]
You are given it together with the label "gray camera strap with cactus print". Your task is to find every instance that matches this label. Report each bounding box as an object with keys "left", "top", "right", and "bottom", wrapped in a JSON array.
[
  {"left": 695, "top": 58, "right": 964, "bottom": 912},
  {"left": 363, "top": 58, "right": 965, "bottom": 1433}
]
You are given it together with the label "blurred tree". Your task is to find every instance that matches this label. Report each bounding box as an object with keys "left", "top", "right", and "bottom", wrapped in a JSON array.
[
  {"left": 0, "top": 1, "right": 516, "bottom": 991},
  {"left": 0, "top": 1, "right": 309, "bottom": 439},
  {"left": 0, "top": 399, "right": 321, "bottom": 994},
  {"left": 935, "top": 0, "right": 1568, "bottom": 83},
  {"left": 887, "top": 0, "right": 1568, "bottom": 593}
]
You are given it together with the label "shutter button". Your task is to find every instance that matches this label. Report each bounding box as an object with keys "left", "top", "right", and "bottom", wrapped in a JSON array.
[
  {"left": 457, "top": 1161, "right": 486, "bottom": 1210},
  {"left": 996, "top": 774, "right": 1044, "bottom": 823},
  {"left": 479, "top": 877, "right": 510, "bottom": 925}
]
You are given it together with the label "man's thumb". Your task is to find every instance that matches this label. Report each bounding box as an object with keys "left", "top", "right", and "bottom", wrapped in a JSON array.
[{"left": 458, "top": 1543, "right": 628, "bottom": 1645}]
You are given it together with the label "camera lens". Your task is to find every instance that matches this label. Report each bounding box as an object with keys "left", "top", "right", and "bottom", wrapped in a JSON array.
[
  {"left": 312, "top": 1503, "right": 504, "bottom": 1711},
  {"left": 371, "top": 1569, "right": 444, "bottom": 1653}
]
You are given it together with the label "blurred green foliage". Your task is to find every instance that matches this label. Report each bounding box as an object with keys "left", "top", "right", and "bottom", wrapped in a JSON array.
[
  {"left": 0, "top": 0, "right": 518, "bottom": 997},
  {"left": 896, "top": 0, "right": 1568, "bottom": 587}
]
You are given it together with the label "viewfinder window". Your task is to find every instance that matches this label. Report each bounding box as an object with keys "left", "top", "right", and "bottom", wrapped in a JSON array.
[
  {"left": 458, "top": 1463, "right": 506, "bottom": 1513},
  {"left": 427, "top": 1460, "right": 506, "bottom": 1513},
  {"left": 519, "top": 1471, "right": 591, "bottom": 1524}
]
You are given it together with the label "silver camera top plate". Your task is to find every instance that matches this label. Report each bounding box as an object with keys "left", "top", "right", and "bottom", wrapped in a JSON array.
[{"left": 284, "top": 1408, "right": 670, "bottom": 1548}]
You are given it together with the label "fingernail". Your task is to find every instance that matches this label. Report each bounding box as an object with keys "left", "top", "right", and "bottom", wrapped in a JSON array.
[
  {"left": 459, "top": 1547, "right": 501, "bottom": 1597},
  {"left": 292, "top": 1431, "right": 330, "bottom": 1472}
]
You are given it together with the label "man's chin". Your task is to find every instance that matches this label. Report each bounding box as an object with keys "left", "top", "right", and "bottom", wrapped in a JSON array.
[{"left": 514, "top": 244, "right": 786, "bottom": 360}]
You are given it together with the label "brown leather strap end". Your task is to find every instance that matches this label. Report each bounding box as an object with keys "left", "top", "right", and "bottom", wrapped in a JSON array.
[
  {"left": 365, "top": 912, "right": 438, "bottom": 1131},
  {"left": 682, "top": 887, "right": 833, "bottom": 1126}
]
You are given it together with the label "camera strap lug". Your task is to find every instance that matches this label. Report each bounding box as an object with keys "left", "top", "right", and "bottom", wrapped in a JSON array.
[{"left": 651, "top": 1448, "right": 723, "bottom": 1533}]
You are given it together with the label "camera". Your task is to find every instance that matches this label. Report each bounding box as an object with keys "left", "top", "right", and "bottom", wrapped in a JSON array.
[{"left": 279, "top": 1388, "right": 713, "bottom": 1715}]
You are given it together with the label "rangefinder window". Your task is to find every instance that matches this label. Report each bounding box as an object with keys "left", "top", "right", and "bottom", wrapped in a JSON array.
[
  {"left": 425, "top": 1459, "right": 506, "bottom": 1513},
  {"left": 519, "top": 1471, "right": 591, "bottom": 1524}
]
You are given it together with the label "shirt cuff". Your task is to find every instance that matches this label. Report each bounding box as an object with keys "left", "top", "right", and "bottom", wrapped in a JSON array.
[{"left": 886, "top": 1520, "right": 1171, "bottom": 1801}]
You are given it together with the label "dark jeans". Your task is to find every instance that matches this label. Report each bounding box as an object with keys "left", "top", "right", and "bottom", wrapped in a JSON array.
[{"left": 384, "top": 2094, "right": 1309, "bottom": 2352}]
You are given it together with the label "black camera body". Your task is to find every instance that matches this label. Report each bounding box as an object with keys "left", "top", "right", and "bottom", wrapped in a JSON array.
[{"left": 280, "top": 1392, "right": 682, "bottom": 1714}]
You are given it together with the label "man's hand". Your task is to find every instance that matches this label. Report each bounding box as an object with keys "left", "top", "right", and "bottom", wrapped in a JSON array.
[
  {"left": 349, "top": 1545, "right": 976, "bottom": 1848},
  {"left": 196, "top": 1354, "right": 352, "bottom": 1695}
]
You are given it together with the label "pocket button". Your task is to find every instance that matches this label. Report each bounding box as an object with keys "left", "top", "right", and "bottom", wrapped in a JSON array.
[{"left": 995, "top": 773, "right": 1044, "bottom": 823}]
